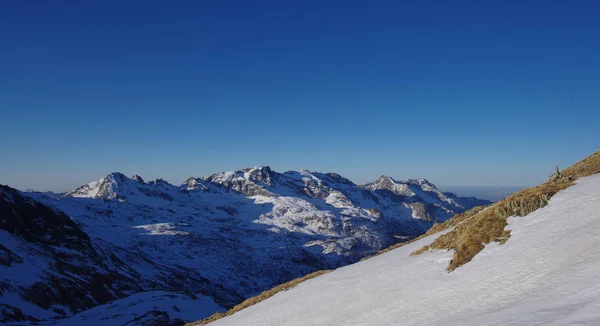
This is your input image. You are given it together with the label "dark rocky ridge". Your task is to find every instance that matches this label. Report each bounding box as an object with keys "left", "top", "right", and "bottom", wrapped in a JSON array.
[{"left": 0, "top": 185, "right": 141, "bottom": 322}]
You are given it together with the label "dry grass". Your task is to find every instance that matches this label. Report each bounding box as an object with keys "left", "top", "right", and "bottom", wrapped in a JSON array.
[
  {"left": 412, "top": 149, "right": 600, "bottom": 271},
  {"left": 423, "top": 206, "right": 489, "bottom": 237},
  {"left": 360, "top": 205, "right": 490, "bottom": 262},
  {"left": 187, "top": 270, "right": 331, "bottom": 325},
  {"left": 562, "top": 149, "right": 600, "bottom": 178}
]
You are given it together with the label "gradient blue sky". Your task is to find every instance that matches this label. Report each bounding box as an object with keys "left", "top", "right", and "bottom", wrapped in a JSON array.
[{"left": 1, "top": 1, "right": 599, "bottom": 192}]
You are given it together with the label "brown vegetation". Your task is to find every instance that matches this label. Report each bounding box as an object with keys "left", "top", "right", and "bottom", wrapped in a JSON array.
[
  {"left": 187, "top": 270, "right": 331, "bottom": 325},
  {"left": 412, "top": 150, "right": 600, "bottom": 271},
  {"left": 361, "top": 205, "right": 490, "bottom": 261}
]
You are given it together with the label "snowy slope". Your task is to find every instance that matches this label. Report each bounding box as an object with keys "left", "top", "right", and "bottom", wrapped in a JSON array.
[
  {"left": 49, "top": 291, "right": 223, "bottom": 326},
  {"left": 211, "top": 174, "right": 600, "bottom": 326}
]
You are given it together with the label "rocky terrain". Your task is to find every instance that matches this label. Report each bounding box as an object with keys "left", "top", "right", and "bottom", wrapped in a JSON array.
[{"left": 1, "top": 166, "right": 489, "bottom": 324}]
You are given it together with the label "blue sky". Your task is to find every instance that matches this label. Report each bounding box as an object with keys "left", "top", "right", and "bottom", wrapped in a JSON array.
[{"left": 1, "top": 1, "right": 599, "bottom": 192}]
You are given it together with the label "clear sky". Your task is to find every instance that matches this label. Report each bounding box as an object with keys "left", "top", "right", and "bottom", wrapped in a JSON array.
[{"left": 1, "top": 1, "right": 599, "bottom": 192}]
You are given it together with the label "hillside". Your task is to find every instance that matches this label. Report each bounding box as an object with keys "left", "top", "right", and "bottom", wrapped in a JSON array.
[
  {"left": 1, "top": 167, "right": 487, "bottom": 324},
  {"left": 198, "top": 172, "right": 600, "bottom": 326}
]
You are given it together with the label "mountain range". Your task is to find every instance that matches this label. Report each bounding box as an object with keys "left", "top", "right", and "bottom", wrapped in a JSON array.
[
  {"left": 1, "top": 166, "right": 490, "bottom": 325},
  {"left": 204, "top": 172, "right": 600, "bottom": 326}
]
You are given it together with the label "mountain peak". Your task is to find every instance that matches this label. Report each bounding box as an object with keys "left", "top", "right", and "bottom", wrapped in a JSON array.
[
  {"left": 242, "top": 165, "right": 272, "bottom": 173},
  {"left": 148, "top": 178, "right": 172, "bottom": 187},
  {"left": 371, "top": 175, "right": 397, "bottom": 186},
  {"left": 407, "top": 178, "right": 436, "bottom": 188},
  {"left": 243, "top": 166, "right": 275, "bottom": 186},
  {"left": 323, "top": 172, "right": 354, "bottom": 185},
  {"left": 65, "top": 172, "right": 131, "bottom": 199},
  {"left": 131, "top": 175, "right": 145, "bottom": 184},
  {"left": 107, "top": 172, "right": 128, "bottom": 181},
  {"left": 0, "top": 184, "right": 18, "bottom": 203}
]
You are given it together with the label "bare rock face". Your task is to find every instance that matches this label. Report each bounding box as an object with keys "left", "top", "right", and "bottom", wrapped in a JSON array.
[
  {"left": 549, "top": 166, "right": 573, "bottom": 183},
  {"left": 0, "top": 185, "right": 91, "bottom": 250},
  {"left": 201, "top": 167, "right": 276, "bottom": 197},
  {"left": 243, "top": 166, "right": 275, "bottom": 186},
  {"left": 367, "top": 208, "right": 383, "bottom": 218},
  {"left": 408, "top": 202, "right": 434, "bottom": 222}
]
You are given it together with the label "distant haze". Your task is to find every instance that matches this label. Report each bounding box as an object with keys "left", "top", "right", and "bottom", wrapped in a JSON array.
[{"left": 439, "top": 186, "right": 526, "bottom": 202}]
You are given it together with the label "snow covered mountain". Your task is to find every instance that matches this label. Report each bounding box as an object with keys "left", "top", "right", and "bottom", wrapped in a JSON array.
[
  {"left": 199, "top": 172, "right": 600, "bottom": 326},
  {"left": 1, "top": 167, "right": 489, "bottom": 324},
  {"left": 0, "top": 184, "right": 229, "bottom": 325},
  {"left": 361, "top": 176, "right": 488, "bottom": 221},
  {"left": 0, "top": 185, "right": 142, "bottom": 323}
]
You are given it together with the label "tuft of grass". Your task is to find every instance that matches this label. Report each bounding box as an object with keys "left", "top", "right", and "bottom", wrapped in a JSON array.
[
  {"left": 412, "top": 149, "right": 600, "bottom": 271},
  {"left": 422, "top": 206, "right": 489, "bottom": 237},
  {"left": 187, "top": 270, "right": 331, "bottom": 325},
  {"left": 410, "top": 245, "right": 430, "bottom": 255}
]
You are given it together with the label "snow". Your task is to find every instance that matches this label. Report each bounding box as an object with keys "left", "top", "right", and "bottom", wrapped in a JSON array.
[
  {"left": 212, "top": 174, "right": 600, "bottom": 326},
  {"left": 67, "top": 178, "right": 106, "bottom": 198},
  {"left": 0, "top": 230, "right": 50, "bottom": 286},
  {"left": 0, "top": 292, "right": 61, "bottom": 320},
  {"left": 47, "top": 291, "right": 224, "bottom": 325}
]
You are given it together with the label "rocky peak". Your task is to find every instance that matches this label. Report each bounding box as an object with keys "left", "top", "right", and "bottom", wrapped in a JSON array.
[
  {"left": 243, "top": 166, "right": 275, "bottom": 186},
  {"left": 407, "top": 178, "right": 436, "bottom": 189},
  {"left": 131, "top": 175, "right": 145, "bottom": 184},
  {"left": 184, "top": 177, "right": 198, "bottom": 188},
  {"left": 107, "top": 172, "right": 127, "bottom": 182},
  {"left": 0, "top": 185, "right": 16, "bottom": 203},
  {"left": 363, "top": 175, "right": 398, "bottom": 190},
  {"left": 362, "top": 176, "right": 416, "bottom": 197},
  {"left": 64, "top": 172, "right": 133, "bottom": 200},
  {"left": 183, "top": 177, "right": 211, "bottom": 193},
  {"left": 323, "top": 173, "right": 355, "bottom": 186},
  {"left": 365, "top": 176, "right": 437, "bottom": 191},
  {"left": 200, "top": 168, "right": 275, "bottom": 197},
  {"left": 377, "top": 175, "right": 395, "bottom": 184},
  {"left": 148, "top": 178, "right": 171, "bottom": 186}
]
